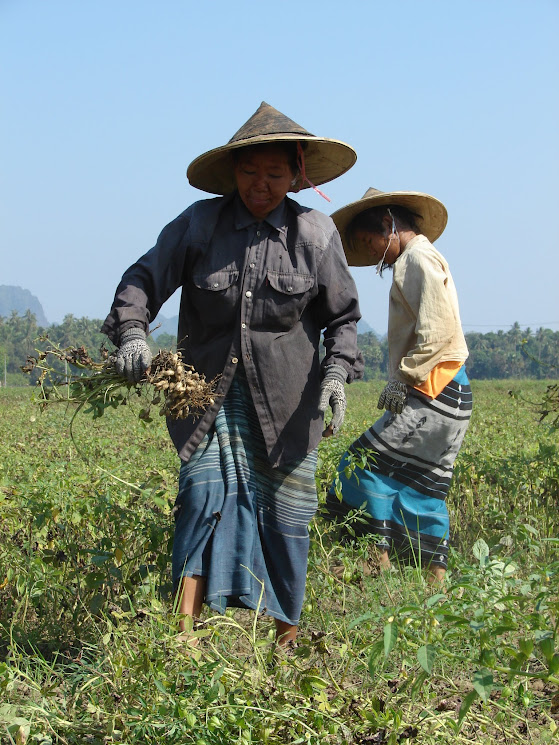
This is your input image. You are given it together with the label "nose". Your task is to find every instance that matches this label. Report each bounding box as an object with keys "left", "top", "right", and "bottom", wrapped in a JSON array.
[{"left": 251, "top": 170, "right": 268, "bottom": 190}]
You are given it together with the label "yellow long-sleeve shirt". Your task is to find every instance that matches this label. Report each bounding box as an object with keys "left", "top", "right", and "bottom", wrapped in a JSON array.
[{"left": 388, "top": 234, "right": 468, "bottom": 390}]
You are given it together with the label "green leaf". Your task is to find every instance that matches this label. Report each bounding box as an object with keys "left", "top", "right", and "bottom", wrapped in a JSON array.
[
  {"left": 211, "top": 664, "right": 226, "bottom": 683},
  {"left": 410, "top": 670, "right": 429, "bottom": 697},
  {"left": 298, "top": 677, "right": 314, "bottom": 697},
  {"left": 417, "top": 644, "right": 436, "bottom": 674},
  {"left": 348, "top": 612, "right": 380, "bottom": 628},
  {"left": 384, "top": 621, "right": 398, "bottom": 657},
  {"left": 7, "top": 721, "right": 31, "bottom": 743},
  {"left": 549, "top": 654, "right": 559, "bottom": 675},
  {"left": 518, "top": 638, "right": 534, "bottom": 657},
  {"left": 91, "top": 552, "right": 112, "bottom": 565},
  {"left": 304, "top": 674, "right": 329, "bottom": 690},
  {"left": 426, "top": 593, "right": 447, "bottom": 608},
  {"left": 205, "top": 682, "right": 220, "bottom": 703},
  {"left": 472, "top": 538, "right": 489, "bottom": 565},
  {"left": 534, "top": 630, "right": 554, "bottom": 642},
  {"left": 89, "top": 594, "right": 105, "bottom": 615},
  {"left": 293, "top": 644, "right": 312, "bottom": 659},
  {"left": 538, "top": 635, "right": 555, "bottom": 662},
  {"left": 480, "top": 649, "right": 496, "bottom": 667},
  {"left": 458, "top": 690, "right": 479, "bottom": 729},
  {"left": 368, "top": 639, "right": 385, "bottom": 678},
  {"left": 494, "top": 624, "right": 518, "bottom": 635},
  {"left": 438, "top": 612, "right": 470, "bottom": 625},
  {"left": 473, "top": 668, "right": 493, "bottom": 702},
  {"left": 84, "top": 571, "right": 104, "bottom": 589}
]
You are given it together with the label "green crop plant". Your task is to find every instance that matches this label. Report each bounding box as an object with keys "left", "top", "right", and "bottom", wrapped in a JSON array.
[{"left": 1, "top": 380, "right": 559, "bottom": 744}]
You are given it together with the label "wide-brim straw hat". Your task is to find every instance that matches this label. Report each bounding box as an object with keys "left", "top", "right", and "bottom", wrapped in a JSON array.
[
  {"left": 187, "top": 101, "right": 357, "bottom": 195},
  {"left": 331, "top": 187, "right": 448, "bottom": 267}
]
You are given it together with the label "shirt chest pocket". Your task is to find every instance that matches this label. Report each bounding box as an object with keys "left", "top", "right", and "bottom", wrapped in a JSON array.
[
  {"left": 263, "top": 270, "right": 316, "bottom": 330},
  {"left": 191, "top": 269, "right": 240, "bottom": 320},
  {"left": 193, "top": 269, "right": 240, "bottom": 291}
]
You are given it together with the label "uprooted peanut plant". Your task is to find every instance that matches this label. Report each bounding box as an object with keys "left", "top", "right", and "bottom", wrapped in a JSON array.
[{"left": 21, "top": 340, "right": 219, "bottom": 422}]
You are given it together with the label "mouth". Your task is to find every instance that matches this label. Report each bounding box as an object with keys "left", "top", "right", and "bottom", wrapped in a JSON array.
[{"left": 248, "top": 194, "right": 270, "bottom": 206}]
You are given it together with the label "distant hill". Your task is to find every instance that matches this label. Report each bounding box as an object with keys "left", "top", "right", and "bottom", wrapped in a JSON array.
[
  {"left": 150, "top": 314, "right": 178, "bottom": 339},
  {"left": 151, "top": 314, "right": 378, "bottom": 338},
  {"left": 357, "top": 319, "right": 374, "bottom": 335},
  {"left": 0, "top": 285, "right": 48, "bottom": 326}
]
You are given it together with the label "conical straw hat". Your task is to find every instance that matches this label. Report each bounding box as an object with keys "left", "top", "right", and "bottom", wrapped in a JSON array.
[
  {"left": 187, "top": 101, "right": 356, "bottom": 195},
  {"left": 331, "top": 187, "right": 448, "bottom": 267}
]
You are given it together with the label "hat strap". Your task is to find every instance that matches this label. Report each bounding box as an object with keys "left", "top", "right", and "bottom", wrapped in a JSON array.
[{"left": 297, "top": 142, "right": 331, "bottom": 202}]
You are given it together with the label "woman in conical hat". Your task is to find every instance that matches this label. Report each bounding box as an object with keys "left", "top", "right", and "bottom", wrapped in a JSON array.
[
  {"left": 102, "top": 102, "right": 363, "bottom": 646},
  {"left": 187, "top": 100, "right": 356, "bottom": 196},
  {"left": 326, "top": 188, "right": 471, "bottom": 583}
]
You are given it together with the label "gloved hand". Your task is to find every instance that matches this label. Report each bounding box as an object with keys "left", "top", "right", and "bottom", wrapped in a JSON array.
[
  {"left": 318, "top": 364, "right": 347, "bottom": 436},
  {"left": 378, "top": 380, "right": 408, "bottom": 414},
  {"left": 115, "top": 327, "right": 152, "bottom": 382}
]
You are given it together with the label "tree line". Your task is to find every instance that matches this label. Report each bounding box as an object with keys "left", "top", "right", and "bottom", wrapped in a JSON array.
[
  {"left": 357, "top": 322, "right": 558, "bottom": 380},
  {"left": 0, "top": 311, "right": 557, "bottom": 385}
]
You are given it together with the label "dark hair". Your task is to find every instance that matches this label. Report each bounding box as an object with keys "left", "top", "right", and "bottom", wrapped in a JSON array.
[
  {"left": 349, "top": 204, "right": 420, "bottom": 237},
  {"left": 232, "top": 141, "right": 300, "bottom": 175}
]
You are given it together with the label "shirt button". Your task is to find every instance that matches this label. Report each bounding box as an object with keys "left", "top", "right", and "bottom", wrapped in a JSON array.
[
  {"left": 249, "top": 262, "right": 255, "bottom": 269},
  {"left": 241, "top": 323, "right": 246, "bottom": 329},
  {"left": 232, "top": 357, "right": 238, "bottom": 364},
  {"left": 286, "top": 286, "right": 293, "bottom": 292},
  {"left": 212, "top": 283, "right": 219, "bottom": 288},
  {"left": 256, "top": 230, "right": 261, "bottom": 237},
  {"left": 245, "top": 291, "right": 252, "bottom": 298}
]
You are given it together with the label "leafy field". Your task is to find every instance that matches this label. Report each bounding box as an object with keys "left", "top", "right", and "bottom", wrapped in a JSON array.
[{"left": 1, "top": 380, "right": 558, "bottom": 744}]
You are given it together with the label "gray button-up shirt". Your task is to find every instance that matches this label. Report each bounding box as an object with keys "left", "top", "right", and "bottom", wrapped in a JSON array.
[{"left": 101, "top": 193, "right": 363, "bottom": 467}]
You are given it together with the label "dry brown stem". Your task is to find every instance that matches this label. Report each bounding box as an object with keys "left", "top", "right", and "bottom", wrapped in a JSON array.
[{"left": 22, "top": 342, "right": 219, "bottom": 421}]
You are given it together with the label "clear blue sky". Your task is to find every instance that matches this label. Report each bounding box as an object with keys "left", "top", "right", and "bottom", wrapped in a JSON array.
[{"left": 2, "top": 0, "right": 558, "bottom": 335}]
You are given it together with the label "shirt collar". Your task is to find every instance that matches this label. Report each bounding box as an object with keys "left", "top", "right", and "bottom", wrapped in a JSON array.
[
  {"left": 399, "top": 233, "right": 429, "bottom": 255},
  {"left": 234, "top": 193, "right": 288, "bottom": 236}
]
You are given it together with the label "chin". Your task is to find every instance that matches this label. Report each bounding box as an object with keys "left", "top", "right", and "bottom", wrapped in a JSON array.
[{"left": 251, "top": 201, "right": 270, "bottom": 211}]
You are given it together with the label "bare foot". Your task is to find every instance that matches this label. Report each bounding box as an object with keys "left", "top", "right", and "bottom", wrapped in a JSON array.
[
  {"left": 275, "top": 619, "right": 297, "bottom": 646},
  {"left": 427, "top": 565, "right": 446, "bottom": 587},
  {"left": 378, "top": 549, "right": 392, "bottom": 572}
]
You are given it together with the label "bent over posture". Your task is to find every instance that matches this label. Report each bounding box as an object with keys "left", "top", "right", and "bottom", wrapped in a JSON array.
[{"left": 326, "top": 188, "right": 471, "bottom": 583}]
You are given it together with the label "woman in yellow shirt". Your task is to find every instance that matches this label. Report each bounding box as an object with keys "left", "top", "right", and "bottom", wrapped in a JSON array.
[{"left": 326, "top": 188, "right": 471, "bottom": 583}]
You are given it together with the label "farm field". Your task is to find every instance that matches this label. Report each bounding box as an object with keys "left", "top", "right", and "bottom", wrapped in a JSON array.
[{"left": 1, "top": 379, "right": 558, "bottom": 744}]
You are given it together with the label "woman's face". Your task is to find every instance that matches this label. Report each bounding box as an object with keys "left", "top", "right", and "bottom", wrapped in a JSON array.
[
  {"left": 234, "top": 146, "right": 294, "bottom": 219},
  {"left": 352, "top": 228, "right": 400, "bottom": 266}
]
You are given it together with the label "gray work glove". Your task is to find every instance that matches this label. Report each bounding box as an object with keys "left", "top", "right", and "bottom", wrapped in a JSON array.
[
  {"left": 115, "top": 327, "right": 152, "bottom": 382},
  {"left": 318, "top": 364, "right": 347, "bottom": 436},
  {"left": 378, "top": 380, "right": 408, "bottom": 414}
]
